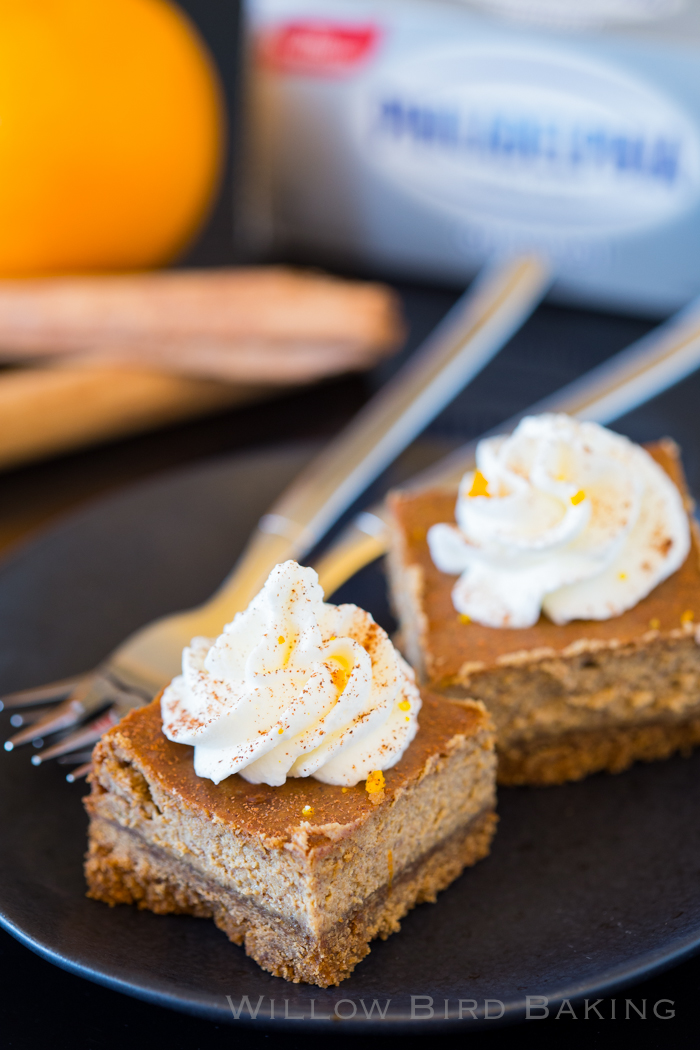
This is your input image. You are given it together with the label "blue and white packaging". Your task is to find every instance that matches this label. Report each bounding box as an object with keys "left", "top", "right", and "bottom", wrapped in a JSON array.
[{"left": 245, "top": 0, "right": 700, "bottom": 315}]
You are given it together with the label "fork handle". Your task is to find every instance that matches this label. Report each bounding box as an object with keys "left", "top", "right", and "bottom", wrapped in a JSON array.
[{"left": 194, "top": 255, "right": 549, "bottom": 625}]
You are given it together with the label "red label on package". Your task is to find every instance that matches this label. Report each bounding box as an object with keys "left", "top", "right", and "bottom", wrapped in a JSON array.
[{"left": 259, "top": 21, "right": 380, "bottom": 76}]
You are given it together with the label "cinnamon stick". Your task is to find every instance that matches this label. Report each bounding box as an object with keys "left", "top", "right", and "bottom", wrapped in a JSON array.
[{"left": 0, "top": 268, "right": 404, "bottom": 382}]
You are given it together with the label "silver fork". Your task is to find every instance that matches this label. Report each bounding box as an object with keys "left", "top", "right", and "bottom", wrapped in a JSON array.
[{"left": 0, "top": 254, "right": 550, "bottom": 776}]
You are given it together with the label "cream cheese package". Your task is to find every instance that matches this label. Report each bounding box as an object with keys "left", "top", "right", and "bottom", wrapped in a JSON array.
[{"left": 245, "top": 0, "right": 700, "bottom": 315}]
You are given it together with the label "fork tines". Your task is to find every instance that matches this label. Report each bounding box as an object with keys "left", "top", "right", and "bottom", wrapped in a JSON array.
[
  {"left": 4, "top": 692, "right": 97, "bottom": 751},
  {"left": 65, "top": 762, "right": 93, "bottom": 784},
  {"left": 30, "top": 707, "right": 120, "bottom": 766},
  {"left": 0, "top": 674, "right": 90, "bottom": 712},
  {"left": 2, "top": 669, "right": 141, "bottom": 751}
]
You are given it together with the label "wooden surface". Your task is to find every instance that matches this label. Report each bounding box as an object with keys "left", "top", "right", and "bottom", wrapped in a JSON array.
[
  {"left": 0, "top": 370, "right": 369, "bottom": 557},
  {"left": 0, "top": 362, "right": 269, "bottom": 472}
]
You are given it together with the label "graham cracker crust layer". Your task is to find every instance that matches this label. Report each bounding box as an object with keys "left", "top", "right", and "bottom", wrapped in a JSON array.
[
  {"left": 85, "top": 807, "right": 497, "bottom": 988},
  {"left": 496, "top": 715, "right": 700, "bottom": 786}
]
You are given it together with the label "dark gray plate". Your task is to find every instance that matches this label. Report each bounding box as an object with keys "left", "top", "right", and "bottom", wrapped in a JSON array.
[{"left": 1, "top": 443, "right": 700, "bottom": 1032}]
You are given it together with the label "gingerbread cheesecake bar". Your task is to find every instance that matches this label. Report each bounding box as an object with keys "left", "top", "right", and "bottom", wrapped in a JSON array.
[
  {"left": 84, "top": 560, "right": 497, "bottom": 986},
  {"left": 85, "top": 692, "right": 496, "bottom": 986},
  {"left": 388, "top": 418, "right": 700, "bottom": 786}
]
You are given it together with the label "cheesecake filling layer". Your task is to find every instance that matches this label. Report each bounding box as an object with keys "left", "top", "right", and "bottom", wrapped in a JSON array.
[
  {"left": 428, "top": 414, "right": 690, "bottom": 628},
  {"left": 162, "top": 560, "right": 421, "bottom": 786}
]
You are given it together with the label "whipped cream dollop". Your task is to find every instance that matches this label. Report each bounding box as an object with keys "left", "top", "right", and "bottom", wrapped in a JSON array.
[
  {"left": 161, "top": 561, "right": 421, "bottom": 786},
  {"left": 428, "top": 414, "right": 690, "bottom": 628}
]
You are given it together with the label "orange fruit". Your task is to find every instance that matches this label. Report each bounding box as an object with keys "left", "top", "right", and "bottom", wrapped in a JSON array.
[{"left": 0, "top": 0, "right": 225, "bottom": 276}]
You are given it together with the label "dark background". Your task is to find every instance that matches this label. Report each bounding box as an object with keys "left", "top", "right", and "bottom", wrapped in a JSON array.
[{"left": 2, "top": 2, "right": 700, "bottom": 1047}]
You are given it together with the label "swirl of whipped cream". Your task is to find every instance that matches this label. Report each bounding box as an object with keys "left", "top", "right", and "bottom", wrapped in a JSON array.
[
  {"left": 161, "top": 560, "right": 421, "bottom": 786},
  {"left": 428, "top": 414, "right": 690, "bottom": 628}
]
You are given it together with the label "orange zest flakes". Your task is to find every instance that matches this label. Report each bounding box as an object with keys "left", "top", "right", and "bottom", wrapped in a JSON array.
[
  {"left": 331, "top": 665, "right": 350, "bottom": 693},
  {"left": 341, "top": 787, "right": 349, "bottom": 793},
  {"left": 366, "top": 770, "right": 385, "bottom": 795},
  {"left": 459, "top": 613, "right": 471, "bottom": 625},
  {"left": 278, "top": 727, "right": 284, "bottom": 735},
  {"left": 618, "top": 572, "right": 627, "bottom": 580},
  {"left": 649, "top": 617, "right": 661, "bottom": 630},
  {"left": 571, "top": 490, "right": 585, "bottom": 506},
  {"left": 278, "top": 636, "right": 285, "bottom": 644},
  {"left": 681, "top": 609, "right": 695, "bottom": 626},
  {"left": 398, "top": 699, "right": 411, "bottom": 712},
  {"left": 301, "top": 805, "right": 314, "bottom": 817},
  {"left": 468, "top": 470, "right": 490, "bottom": 498}
]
